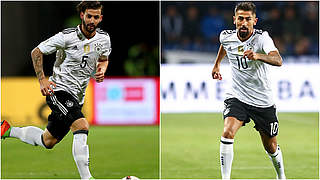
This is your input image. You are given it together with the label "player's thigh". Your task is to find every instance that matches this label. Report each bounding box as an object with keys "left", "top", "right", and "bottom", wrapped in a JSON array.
[
  {"left": 222, "top": 98, "right": 249, "bottom": 138},
  {"left": 223, "top": 116, "right": 244, "bottom": 137},
  {"left": 46, "top": 112, "right": 71, "bottom": 142},
  {"left": 46, "top": 91, "right": 86, "bottom": 137},
  {"left": 223, "top": 98, "right": 249, "bottom": 124},
  {"left": 70, "top": 118, "right": 89, "bottom": 133},
  {"left": 249, "top": 105, "right": 279, "bottom": 137}
]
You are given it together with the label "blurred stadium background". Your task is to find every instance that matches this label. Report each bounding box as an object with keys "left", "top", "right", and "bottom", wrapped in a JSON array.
[
  {"left": 161, "top": 1, "right": 319, "bottom": 179},
  {"left": 1, "top": 1, "right": 159, "bottom": 179}
]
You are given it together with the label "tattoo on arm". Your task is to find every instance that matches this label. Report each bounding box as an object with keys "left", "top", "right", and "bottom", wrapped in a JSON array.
[
  {"left": 31, "top": 47, "right": 45, "bottom": 80},
  {"left": 97, "top": 55, "right": 109, "bottom": 74},
  {"left": 259, "top": 51, "right": 282, "bottom": 66}
]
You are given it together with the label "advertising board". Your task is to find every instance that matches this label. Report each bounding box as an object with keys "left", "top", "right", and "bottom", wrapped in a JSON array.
[{"left": 161, "top": 64, "right": 319, "bottom": 112}]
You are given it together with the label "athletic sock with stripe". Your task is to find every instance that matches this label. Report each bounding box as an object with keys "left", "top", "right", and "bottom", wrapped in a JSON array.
[
  {"left": 10, "top": 126, "right": 46, "bottom": 148},
  {"left": 72, "top": 131, "right": 92, "bottom": 179},
  {"left": 220, "top": 136, "right": 234, "bottom": 179},
  {"left": 268, "top": 145, "right": 286, "bottom": 179}
]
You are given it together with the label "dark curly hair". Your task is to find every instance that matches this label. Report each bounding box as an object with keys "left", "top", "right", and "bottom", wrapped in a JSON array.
[
  {"left": 76, "top": 1, "right": 103, "bottom": 14},
  {"left": 234, "top": 2, "right": 256, "bottom": 15}
]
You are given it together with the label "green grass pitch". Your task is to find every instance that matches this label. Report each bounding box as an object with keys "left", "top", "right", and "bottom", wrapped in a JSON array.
[
  {"left": 161, "top": 112, "right": 319, "bottom": 179},
  {"left": 1, "top": 126, "right": 159, "bottom": 179}
]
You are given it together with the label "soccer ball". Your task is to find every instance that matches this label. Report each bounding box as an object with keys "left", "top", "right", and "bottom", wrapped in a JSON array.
[{"left": 121, "top": 176, "right": 140, "bottom": 180}]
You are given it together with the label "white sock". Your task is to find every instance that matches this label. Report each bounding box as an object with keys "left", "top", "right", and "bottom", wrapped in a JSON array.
[
  {"left": 72, "top": 133, "right": 92, "bottom": 179},
  {"left": 268, "top": 145, "right": 286, "bottom": 179},
  {"left": 9, "top": 126, "right": 45, "bottom": 148},
  {"left": 220, "top": 136, "right": 234, "bottom": 179}
]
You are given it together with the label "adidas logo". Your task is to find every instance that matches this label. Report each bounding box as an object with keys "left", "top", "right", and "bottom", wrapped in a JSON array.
[
  {"left": 221, "top": 156, "right": 224, "bottom": 165},
  {"left": 277, "top": 162, "right": 281, "bottom": 169},
  {"left": 72, "top": 45, "right": 78, "bottom": 50}
]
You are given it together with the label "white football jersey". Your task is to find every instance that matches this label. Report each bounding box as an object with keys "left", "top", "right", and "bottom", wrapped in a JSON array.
[
  {"left": 220, "top": 29, "right": 278, "bottom": 107},
  {"left": 38, "top": 25, "right": 111, "bottom": 104}
]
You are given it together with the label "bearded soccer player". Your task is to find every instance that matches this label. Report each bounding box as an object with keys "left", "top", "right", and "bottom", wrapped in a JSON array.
[
  {"left": 212, "top": 2, "right": 286, "bottom": 179},
  {"left": 1, "top": 1, "right": 111, "bottom": 179}
]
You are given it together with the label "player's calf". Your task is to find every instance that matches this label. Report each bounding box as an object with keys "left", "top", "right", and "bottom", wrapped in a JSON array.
[
  {"left": 263, "top": 139, "right": 278, "bottom": 154},
  {"left": 259, "top": 130, "right": 278, "bottom": 154},
  {"left": 259, "top": 131, "right": 286, "bottom": 179}
]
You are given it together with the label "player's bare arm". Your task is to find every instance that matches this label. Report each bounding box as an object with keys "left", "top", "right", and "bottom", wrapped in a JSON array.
[
  {"left": 212, "top": 44, "right": 226, "bottom": 80},
  {"left": 243, "top": 50, "right": 282, "bottom": 66},
  {"left": 31, "top": 47, "right": 45, "bottom": 80},
  {"left": 94, "top": 55, "right": 109, "bottom": 83},
  {"left": 31, "top": 47, "right": 56, "bottom": 96}
]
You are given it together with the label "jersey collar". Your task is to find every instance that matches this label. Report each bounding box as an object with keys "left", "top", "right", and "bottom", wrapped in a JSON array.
[{"left": 236, "top": 29, "right": 256, "bottom": 43}]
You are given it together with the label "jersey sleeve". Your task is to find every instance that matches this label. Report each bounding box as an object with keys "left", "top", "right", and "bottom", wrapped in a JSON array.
[
  {"left": 261, "top": 31, "right": 278, "bottom": 54},
  {"left": 219, "top": 30, "right": 227, "bottom": 45},
  {"left": 38, "top": 32, "right": 65, "bottom": 55},
  {"left": 101, "top": 35, "right": 111, "bottom": 57},
  {"left": 219, "top": 30, "right": 234, "bottom": 49}
]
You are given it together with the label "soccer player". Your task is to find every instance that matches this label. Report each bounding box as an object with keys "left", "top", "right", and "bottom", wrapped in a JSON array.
[
  {"left": 1, "top": 1, "right": 111, "bottom": 179},
  {"left": 212, "top": 2, "right": 286, "bottom": 179}
]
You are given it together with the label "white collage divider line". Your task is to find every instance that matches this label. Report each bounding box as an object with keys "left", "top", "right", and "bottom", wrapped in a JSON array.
[{"left": 159, "top": 1, "right": 162, "bottom": 179}]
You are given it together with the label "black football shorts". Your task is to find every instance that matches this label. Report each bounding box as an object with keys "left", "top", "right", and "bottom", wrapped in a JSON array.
[
  {"left": 46, "top": 91, "right": 84, "bottom": 141},
  {"left": 223, "top": 98, "right": 279, "bottom": 137}
]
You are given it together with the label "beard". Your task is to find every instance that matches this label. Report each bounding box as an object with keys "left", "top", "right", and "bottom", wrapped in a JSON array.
[
  {"left": 238, "top": 26, "right": 249, "bottom": 39},
  {"left": 82, "top": 20, "right": 97, "bottom": 33}
]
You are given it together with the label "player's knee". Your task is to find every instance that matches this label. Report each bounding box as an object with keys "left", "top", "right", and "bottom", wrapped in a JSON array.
[
  {"left": 45, "top": 143, "right": 55, "bottom": 149},
  {"left": 43, "top": 139, "right": 57, "bottom": 149},
  {"left": 82, "top": 123, "right": 89, "bottom": 131},
  {"left": 222, "top": 128, "right": 235, "bottom": 139},
  {"left": 41, "top": 133, "right": 58, "bottom": 149},
  {"left": 76, "top": 123, "right": 89, "bottom": 132},
  {"left": 70, "top": 118, "right": 89, "bottom": 132}
]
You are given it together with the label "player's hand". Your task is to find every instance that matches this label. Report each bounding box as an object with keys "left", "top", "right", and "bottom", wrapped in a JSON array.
[
  {"left": 39, "top": 79, "right": 56, "bottom": 96},
  {"left": 94, "top": 68, "right": 105, "bottom": 83},
  {"left": 243, "top": 50, "right": 258, "bottom": 60},
  {"left": 212, "top": 67, "right": 222, "bottom": 80}
]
